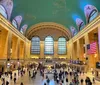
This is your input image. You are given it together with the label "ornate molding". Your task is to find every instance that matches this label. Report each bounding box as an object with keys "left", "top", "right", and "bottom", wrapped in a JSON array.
[
  {"left": 26, "top": 22, "right": 71, "bottom": 40},
  {"left": 0, "top": 14, "right": 30, "bottom": 43},
  {"left": 68, "top": 14, "right": 100, "bottom": 43}
]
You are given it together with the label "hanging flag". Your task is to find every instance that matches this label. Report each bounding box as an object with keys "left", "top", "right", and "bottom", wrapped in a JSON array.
[{"left": 87, "top": 42, "right": 97, "bottom": 55}]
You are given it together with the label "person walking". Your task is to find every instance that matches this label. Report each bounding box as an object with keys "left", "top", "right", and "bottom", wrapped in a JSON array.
[
  {"left": 20, "top": 82, "right": 24, "bottom": 85},
  {"left": 69, "top": 82, "right": 73, "bottom": 85},
  {"left": 2, "top": 78, "right": 5, "bottom": 85},
  {"left": 44, "top": 83, "right": 46, "bottom": 85},
  {"left": 66, "top": 78, "right": 68, "bottom": 85},
  {"left": 14, "top": 73, "right": 16, "bottom": 84},
  {"left": 92, "top": 77, "right": 95, "bottom": 84},
  {"left": 47, "top": 77, "right": 50, "bottom": 85},
  {"left": 6, "top": 80, "right": 9, "bottom": 85},
  {"left": 80, "top": 79, "right": 84, "bottom": 85}
]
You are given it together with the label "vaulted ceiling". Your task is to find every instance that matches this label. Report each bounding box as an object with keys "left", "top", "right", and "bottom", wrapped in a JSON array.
[{"left": 12, "top": 0, "right": 100, "bottom": 31}]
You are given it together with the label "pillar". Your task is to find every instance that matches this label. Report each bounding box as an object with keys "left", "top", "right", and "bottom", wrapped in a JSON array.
[
  {"left": 70, "top": 42, "right": 73, "bottom": 59},
  {"left": 6, "top": 32, "right": 12, "bottom": 72},
  {"left": 40, "top": 41, "right": 44, "bottom": 58},
  {"left": 98, "top": 27, "right": 100, "bottom": 60},
  {"left": 72, "top": 43, "right": 74, "bottom": 60},
  {"left": 77, "top": 40, "right": 80, "bottom": 59},
  {"left": 84, "top": 33, "right": 89, "bottom": 71},
  {"left": 80, "top": 39, "right": 85, "bottom": 61},
  {"left": 84, "top": 33, "right": 89, "bottom": 57},
  {"left": 24, "top": 42, "right": 27, "bottom": 60},
  {"left": 54, "top": 41, "right": 58, "bottom": 58},
  {"left": 7, "top": 32, "right": 12, "bottom": 60},
  {"left": 19, "top": 41, "right": 24, "bottom": 59},
  {"left": 0, "top": 29, "right": 8, "bottom": 59},
  {"left": 17, "top": 39, "right": 20, "bottom": 60},
  {"left": 23, "top": 42, "right": 26, "bottom": 60},
  {"left": 11, "top": 36, "right": 18, "bottom": 59},
  {"left": 27, "top": 42, "right": 31, "bottom": 59},
  {"left": 73, "top": 42, "right": 77, "bottom": 60}
]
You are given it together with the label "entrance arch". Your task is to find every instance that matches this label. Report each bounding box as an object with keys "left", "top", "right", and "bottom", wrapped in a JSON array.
[{"left": 26, "top": 22, "right": 71, "bottom": 40}]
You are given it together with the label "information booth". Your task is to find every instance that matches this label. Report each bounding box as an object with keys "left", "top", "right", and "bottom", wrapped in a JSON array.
[{"left": 69, "top": 60, "right": 86, "bottom": 72}]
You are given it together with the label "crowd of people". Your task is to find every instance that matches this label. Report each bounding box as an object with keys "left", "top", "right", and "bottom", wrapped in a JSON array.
[
  {"left": 0, "top": 63, "right": 96, "bottom": 85},
  {"left": 53, "top": 67, "right": 95, "bottom": 85},
  {"left": 38, "top": 65, "right": 95, "bottom": 85},
  {"left": 0, "top": 67, "right": 26, "bottom": 85}
]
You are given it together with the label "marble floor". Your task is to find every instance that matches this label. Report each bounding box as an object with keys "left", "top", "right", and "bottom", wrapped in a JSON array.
[{"left": 1, "top": 70, "right": 100, "bottom": 85}]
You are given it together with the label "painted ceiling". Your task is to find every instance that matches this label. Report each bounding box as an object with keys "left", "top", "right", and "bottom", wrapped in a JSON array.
[{"left": 11, "top": 0, "right": 100, "bottom": 31}]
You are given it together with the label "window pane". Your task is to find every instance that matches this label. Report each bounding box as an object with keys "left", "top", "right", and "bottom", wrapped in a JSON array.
[
  {"left": 0, "top": 5, "right": 7, "bottom": 19},
  {"left": 58, "top": 37, "right": 66, "bottom": 54},
  {"left": 79, "top": 22, "right": 85, "bottom": 30},
  {"left": 89, "top": 10, "right": 98, "bottom": 22},
  {"left": 12, "top": 19, "right": 18, "bottom": 28},
  {"left": 31, "top": 37, "right": 40, "bottom": 54},
  {"left": 45, "top": 36, "right": 54, "bottom": 54}
]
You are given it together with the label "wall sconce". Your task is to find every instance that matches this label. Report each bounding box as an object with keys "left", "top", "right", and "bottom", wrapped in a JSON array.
[
  {"left": 94, "top": 54, "right": 97, "bottom": 58},
  {"left": 10, "top": 48, "right": 12, "bottom": 54},
  {"left": 84, "top": 53, "right": 86, "bottom": 58}
]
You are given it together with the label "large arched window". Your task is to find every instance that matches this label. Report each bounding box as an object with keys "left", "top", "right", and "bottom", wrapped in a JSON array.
[
  {"left": 79, "top": 22, "right": 85, "bottom": 31},
  {"left": 31, "top": 37, "right": 40, "bottom": 54},
  {"left": 76, "top": 18, "right": 85, "bottom": 31},
  {"left": 89, "top": 9, "right": 98, "bottom": 22},
  {"left": 45, "top": 36, "right": 54, "bottom": 54},
  {"left": 13, "top": 16, "right": 22, "bottom": 30},
  {"left": 12, "top": 19, "right": 18, "bottom": 28},
  {"left": 70, "top": 26, "right": 77, "bottom": 37},
  {"left": 84, "top": 5, "right": 98, "bottom": 23},
  {"left": 0, "top": 5, "right": 7, "bottom": 19},
  {"left": 58, "top": 37, "right": 66, "bottom": 54},
  {"left": 20, "top": 24, "right": 28, "bottom": 34}
]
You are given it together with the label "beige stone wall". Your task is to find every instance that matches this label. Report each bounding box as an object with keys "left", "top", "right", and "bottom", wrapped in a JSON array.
[
  {"left": 67, "top": 15, "right": 100, "bottom": 71},
  {"left": 0, "top": 15, "right": 31, "bottom": 60}
]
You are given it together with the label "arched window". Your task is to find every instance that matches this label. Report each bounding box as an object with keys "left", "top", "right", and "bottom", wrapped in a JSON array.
[
  {"left": 84, "top": 5, "right": 98, "bottom": 23},
  {"left": 76, "top": 18, "right": 85, "bottom": 31},
  {"left": 12, "top": 19, "right": 18, "bottom": 28},
  {"left": 79, "top": 22, "right": 85, "bottom": 31},
  {"left": 0, "top": 5, "right": 7, "bottom": 19},
  {"left": 31, "top": 37, "right": 40, "bottom": 54},
  {"left": 13, "top": 16, "right": 22, "bottom": 30},
  {"left": 20, "top": 24, "right": 28, "bottom": 34},
  {"left": 58, "top": 37, "right": 66, "bottom": 54},
  {"left": 89, "top": 9, "right": 98, "bottom": 22},
  {"left": 70, "top": 26, "right": 77, "bottom": 37},
  {"left": 45, "top": 36, "right": 54, "bottom": 54}
]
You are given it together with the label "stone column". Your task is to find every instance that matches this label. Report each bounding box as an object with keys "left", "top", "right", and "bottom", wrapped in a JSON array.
[
  {"left": 84, "top": 33, "right": 89, "bottom": 57},
  {"left": 23, "top": 42, "right": 26, "bottom": 60},
  {"left": 84, "top": 33, "right": 89, "bottom": 71},
  {"left": 7, "top": 32, "right": 12, "bottom": 60},
  {"left": 72, "top": 43, "right": 74, "bottom": 60},
  {"left": 73, "top": 42, "right": 77, "bottom": 60},
  {"left": 40, "top": 41, "right": 44, "bottom": 58},
  {"left": 54, "top": 41, "right": 58, "bottom": 58},
  {"left": 98, "top": 27, "right": 100, "bottom": 60},
  {"left": 77, "top": 40, "right": 80, "bottom": 60},
  {"left": 6, "top": 32, "right": 12, "bottom": 72},
  {"left": 70, "top": 42, "right": 73, "bottom": 59},
  {"left": 17, "top": 39, "right": 20, "bottom": 60}
]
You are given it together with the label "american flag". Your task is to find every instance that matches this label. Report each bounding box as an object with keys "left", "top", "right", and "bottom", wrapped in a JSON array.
[{"left": 87, "top": 42, "right": 97, "bottom": 55}]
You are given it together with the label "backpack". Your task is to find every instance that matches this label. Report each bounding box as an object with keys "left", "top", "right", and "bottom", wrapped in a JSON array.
[{"left": 47, "top": 79, "right": 50, "bottom": 83}]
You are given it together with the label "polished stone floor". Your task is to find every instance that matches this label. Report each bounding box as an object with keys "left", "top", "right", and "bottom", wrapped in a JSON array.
[
  {"left": 1, "top": 70, "right": 100, "bottom": 85},
  {"left": 9, "top": 71, "right": 55, "bottom": 85}
]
